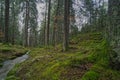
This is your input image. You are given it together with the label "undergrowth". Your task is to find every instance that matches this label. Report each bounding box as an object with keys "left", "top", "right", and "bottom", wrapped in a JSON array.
[{"left": 6, "top": 32, "right": 120, "bottom": 80}]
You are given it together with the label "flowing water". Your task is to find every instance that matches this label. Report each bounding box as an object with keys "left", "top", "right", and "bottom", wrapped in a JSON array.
[{"left": 0, "top": 53, "right": 29, "bottom": 80}]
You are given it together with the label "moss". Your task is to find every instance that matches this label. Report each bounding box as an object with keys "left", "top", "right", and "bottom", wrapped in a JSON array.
[
  {"left": 6, "top": 32, "right": 120, "bottom": 80},
  {"left": 42, "top": 63, "right": 61, "bottom": 79},
  {"left": 6, "top": 64, "right": 21, "bottom": 80},
  {"left": 0, "top": 48, "right": 13, "bottom": 53},
  {"left": 0, "top": 43, "right": 28, "bottom": 71},
  {"left": 0, "top": 63, "right": 3, "bottom": 67},
  {"left": 6, "top": 75, "right": 20, "bottom": 80},
  {"left": 81, "top": 71, "right": 99, "bottom": 80}
]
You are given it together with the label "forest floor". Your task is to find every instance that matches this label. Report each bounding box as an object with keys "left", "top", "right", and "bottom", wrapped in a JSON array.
[
  {"left": 4, "top": 32, "right": 120, "bottom": 80},
  {"left": 0, "top": 43, "right": 28, "bottom": 67}
]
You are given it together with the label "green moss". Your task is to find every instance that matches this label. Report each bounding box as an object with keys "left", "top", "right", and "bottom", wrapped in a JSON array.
[
  {"left": 0, "top": 43, "right": 28, "bottom": 76},
  {"left": 0, "top": 63, "right": 3, "bottom": 67},
  {"left": 6, "top": 75, "right": 20, "bottom": 80},
  {"left": 5, "top": 32, "right": 120, "bottom": 80},
  {"left": 0, "top": 48, "right": 13, "bottom": 53},
  {"left": 6, "top": 64, "right": 21, "bottom": 80},
  {"left": 42, "top": 63, "right": 61, "bottom": 79},
  {"left": 81, "top": 71, "right": 99, "bottom": 80}
]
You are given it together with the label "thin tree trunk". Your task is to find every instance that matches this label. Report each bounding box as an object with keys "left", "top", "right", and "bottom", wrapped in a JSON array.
[
  {"left": 12, "top": 2, "right": 15, "bottom": 45},
  {"left": 45, "top": 0, "right": 51, "bottom": 46},
  {"left": 25, "top": 0, "right": 29, "bottom": 47},
  {"left": 5, "top": 0, "right": 9, "bottom": 43},
  {"left": 53, "top": 0, "right": 60, "bottom": 47},
  {"left": 44, "top": 0, "right": 48, "bottom": 45}
]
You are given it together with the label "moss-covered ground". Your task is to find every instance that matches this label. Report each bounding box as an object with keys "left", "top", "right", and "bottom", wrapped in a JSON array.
[
  {"left": 0, "top": 43, "right": 28, "bottom": 67},
  {"left": 6, "top": 32, "right": 120, "bottom": 80}
]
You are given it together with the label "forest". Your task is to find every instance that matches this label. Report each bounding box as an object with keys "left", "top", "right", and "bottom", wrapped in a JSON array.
[{"left": 0, "top": 0, "right": 120, "bottom": 80}]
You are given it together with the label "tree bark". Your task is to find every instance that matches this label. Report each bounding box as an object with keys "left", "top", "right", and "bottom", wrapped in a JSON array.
[
  {"left": 12, "top": 2, "right": 15, "bottom": 45},
  {"left": 53, "top": 0, "right": 60, "bottom": 47},
  {"left": 44, "top": 0, "right": 48, "bottom": 45},
  {"left": 24, "top": 0, "right": 29, "bottom": 47},
  {"left": 5, "top": 0, "right": 10, "bottom": 43},
  {"left": 63, "top": 0, "right": 70, "bottom": 51},
  {"left": 45, "top": 0, "right": 51, "bottom": 46}
]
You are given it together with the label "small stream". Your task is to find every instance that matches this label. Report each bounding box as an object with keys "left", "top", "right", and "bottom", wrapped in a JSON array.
[{"left": 0, "top": 52, "right": 29, "bottom": 80}]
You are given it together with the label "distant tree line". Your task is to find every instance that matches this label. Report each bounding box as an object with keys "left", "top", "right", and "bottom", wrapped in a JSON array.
[{"left": 0, "top": 0, "right": 119, "bottom": 50}]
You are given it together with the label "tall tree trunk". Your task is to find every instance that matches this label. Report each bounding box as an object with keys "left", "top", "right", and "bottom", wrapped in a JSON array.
[
  {"left": 44, "top": 0, "right": 48, "bottom": 45},
  {"left": 12, "top": 2, "right": 15, "bottom": 45},
  {"left": 24, "top": 0, "right": 29, "bottom": 47},
  {"left": 53, "top": 0, "right": 60, "bottom": 47},
  {"left": 63, "top": 0, "right": 70, "bottom": 51},
  {"left": 5, "top": 0, "right": 9, "bottom": 43},
  {"left": 0, "top": 2, "right": 4, "bottom": 34},
  {"left": 45, "top": 0, "right": 51, "bottom": 46}
]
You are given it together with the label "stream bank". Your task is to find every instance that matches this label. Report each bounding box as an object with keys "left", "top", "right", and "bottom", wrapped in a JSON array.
[{"left": 0, "top": 53, "right": 29, "bottom": 80}]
